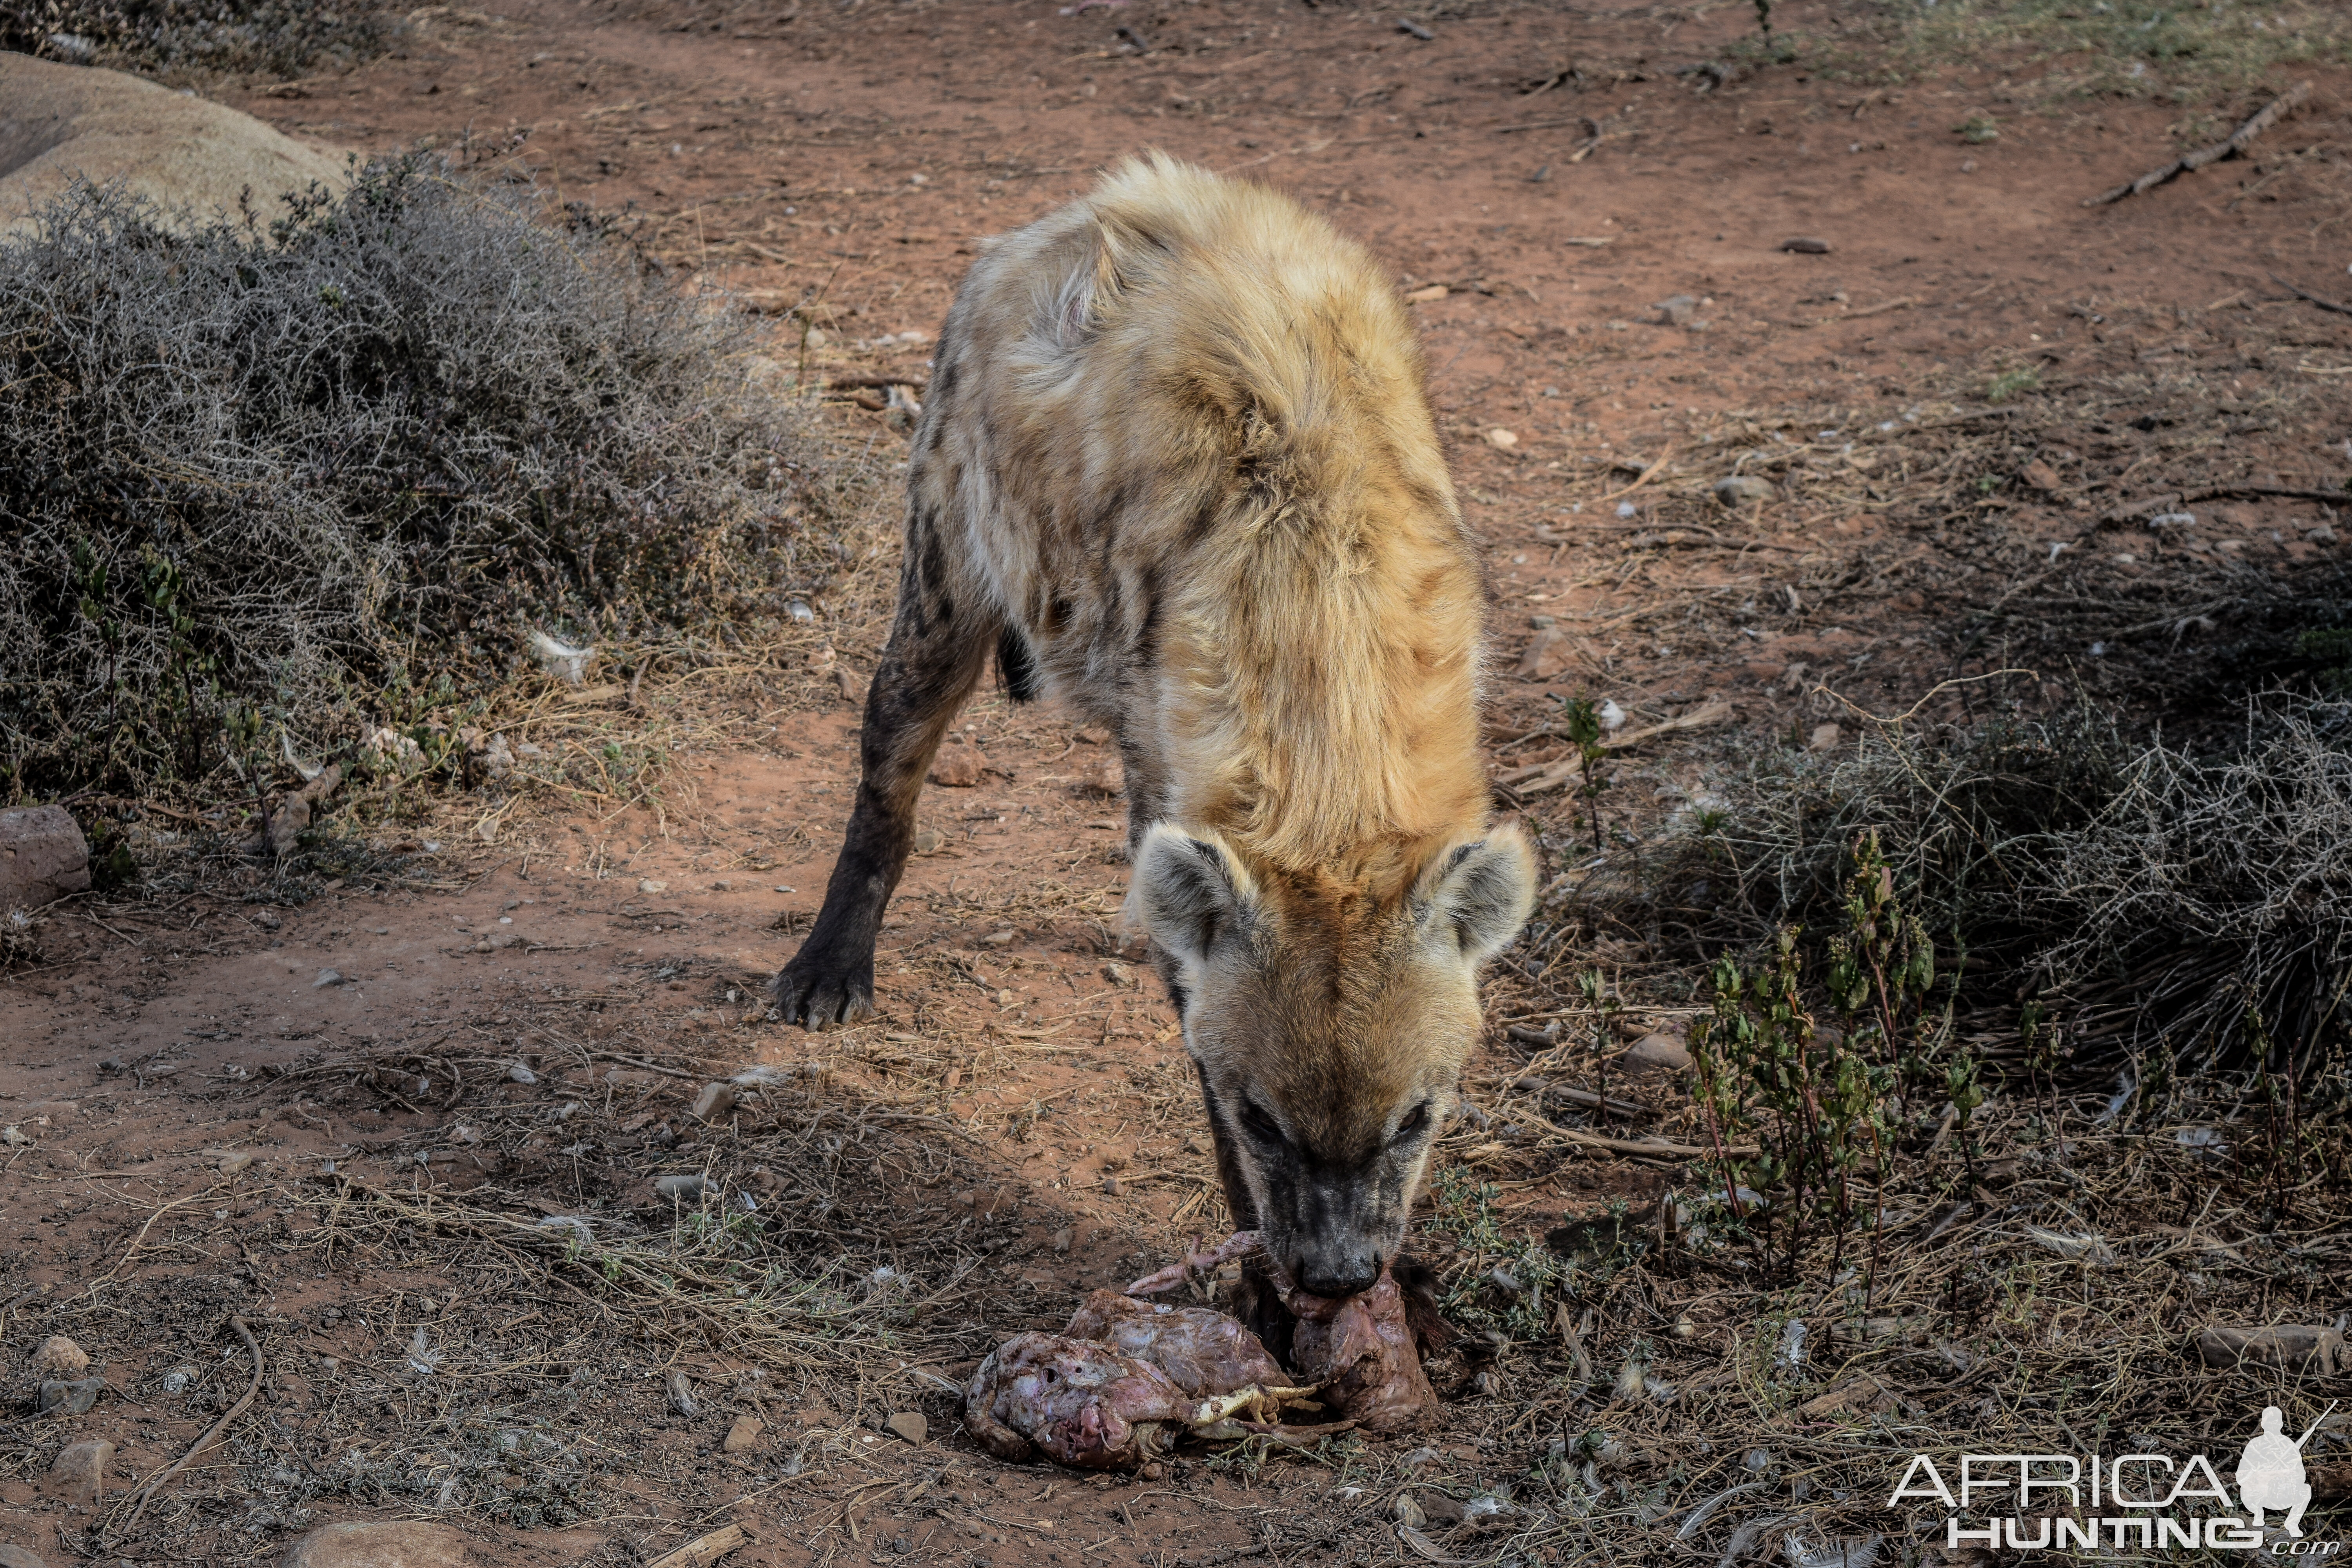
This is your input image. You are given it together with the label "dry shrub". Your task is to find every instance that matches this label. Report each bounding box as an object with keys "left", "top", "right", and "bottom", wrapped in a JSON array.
[
  {"left": 0, "top": 162, "right": 826, "bottom": 799},
  {"left": 2, "top": 0, "right": 399, "bottom": 81},
  {"left": 1598, "top": 699, "right": 2352, "bottom": 1091}
]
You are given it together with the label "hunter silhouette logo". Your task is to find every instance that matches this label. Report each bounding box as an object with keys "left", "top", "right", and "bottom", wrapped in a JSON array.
[
  {"left": 2240, "top": 1405, "right": 2326, "bottom": 1537},
  {"left": 1890, "top": 1401, "right": 2340, "bottom": 1552}
]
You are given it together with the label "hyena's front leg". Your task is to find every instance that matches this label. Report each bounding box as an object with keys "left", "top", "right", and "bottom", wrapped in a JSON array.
[{"left": 771, "top": 561, "right": 993, "bottom": 1028}]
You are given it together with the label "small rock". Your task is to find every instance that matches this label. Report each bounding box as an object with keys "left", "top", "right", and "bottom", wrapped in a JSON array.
[
  {"left": 0, "top": 805, "right": 91, "bottom": 910},
  {"left": 722, "top": 1413, "right": 765, "bottom": 1452},
  {"left": 1517, "top": 626, "right": 1575, "bottom": 681},
  {"left": 1051, "top": 1227, "right": 1075, "bottom": 1254},
  {"left": 506, "top": 1062, "right": 537, "bottom": 1085},
  {"left": 690, "top": 1083, "right": 736, "bottom": 1122},
  {"left": 1621, "top": 1033, "right": 1693, "bottom": 1075},
  {"left": 2309, "top": 523, "right": 2339, "bottom": 544},
  {"left": 2020, "top": 459, "right": 2062, "bottom": 492},
  {"left": 311, "top": 968, "right": 345, "bottom": 989},
  {"left": 884, "top": 1410, "right": 927, "bottom": 1444},
  {"left": 1653, "top": 294, "right": 1699, "bottom": 326},
  {"left": 1715, "top": 475, "right": 1775, "bottom": 507},
  {"left": 911, "top": 826, "right": 946, "bottom": 855},
  {"left": 1808, "top": 722, "right": 1843, "bottom": 752},
  {"left": 1074, "top": 754, "right": 1124, "bottom": 797},
  {"left": 278, "top": 1521, "right": 471, "bottom": 1568},
  {"left": 637, "top": 878, "right": 668, "bottom": 895},
  {"left": 1403, "top": 283, "right": 1448, "bottom": 303},
  {"left": 44, "top": 1439, "right": 113, "bottom": 1505},
  {"left": 1484, "top": 427, "right": 1519, "bottom": 450},
  {"left": 666, "top": 1369, "right": 701, "bottom": 1417},
  {"left": 1779, "top": 236, "right": 1831, "bottom": 254},
  {"left": 1394, "top": 1492, "right": 1427, "bottom": 1528},
  {"left": 1074, "top": 726, "right": 1112, "bottom": 744},
  {"left": 31, "top": 1335, "right": 89, "bottom": 1378},
  {"left": 0, "top": 1543, "right": 50, "bottom": 1568},
  {"left": 37, "top": 1376, "right": 105, "bottom": 1416},
  {"left": 929, "top": 734, "right": 987, "bottom": 788},
  {"left": 159, "top": 1365, "right": 196, "bottom": 1393},
  {"left": 1417, "top": 1492, "right": 1468, "bottom": 1524},
  {"left": 1101, "top": 962, "right": 1131, "bottom": 985},
  {"left": 978, "top": 926, "right": 1015, "bottom": 947},
  {"left": 218, "top": 1149, "right": 255, "bottom": 1176},
  {"left": 655, "top": 1174, "right": 710, "bottom": 1201}
]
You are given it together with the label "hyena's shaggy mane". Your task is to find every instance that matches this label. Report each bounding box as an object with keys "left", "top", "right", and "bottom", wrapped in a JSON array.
[{"left": 945, "top": 151, "right": 1496, "bottom": 900}]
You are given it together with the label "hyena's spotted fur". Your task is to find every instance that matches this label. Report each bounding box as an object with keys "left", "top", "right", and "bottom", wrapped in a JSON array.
[{"left": 774, "top": 152, "right": 1536, "bottom": 1317}]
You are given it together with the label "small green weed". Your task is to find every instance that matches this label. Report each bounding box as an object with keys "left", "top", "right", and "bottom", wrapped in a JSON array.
[{"left": 1985, "top": 365, "right": 2043, "bottom": 403}]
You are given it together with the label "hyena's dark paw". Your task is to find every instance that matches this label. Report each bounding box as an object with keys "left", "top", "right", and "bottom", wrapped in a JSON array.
[{"left": 769, "top": 946, "right": 876, "bottom": 1029}]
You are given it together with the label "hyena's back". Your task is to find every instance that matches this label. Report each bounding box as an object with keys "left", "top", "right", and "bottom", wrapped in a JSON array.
[{"left": 912, "top": 152, "right": 1490, "bottom": 880}]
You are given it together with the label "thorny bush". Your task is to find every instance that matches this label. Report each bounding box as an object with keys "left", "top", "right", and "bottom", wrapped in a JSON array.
[
  {"left": 2, "top": 0, "right": 399, "bottom": 82},
  {"left": 0, "top": 162, "right": 826, "bottom": 800}
]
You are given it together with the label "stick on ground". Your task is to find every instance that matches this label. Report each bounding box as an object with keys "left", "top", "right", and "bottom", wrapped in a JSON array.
[
  {"left": 106, "top": 1314, "right": 263, "bottom": 1544},
  {"left": 2087, "top": 81, "right": 2312, "bottom": 205}
]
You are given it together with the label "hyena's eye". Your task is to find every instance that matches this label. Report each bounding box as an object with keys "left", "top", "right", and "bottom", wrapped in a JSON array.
[
  {"left": 1238, "top": 1098, "right": 1287, "bottom": 1148},
  {"left": 1392, "top": 1103, "right": 1432, "bottom": 1144}
]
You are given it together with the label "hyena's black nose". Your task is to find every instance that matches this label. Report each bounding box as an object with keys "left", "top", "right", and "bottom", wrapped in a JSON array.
[{"left": 1298, "top": 1255, "right": 1381, "bottom": 1299}]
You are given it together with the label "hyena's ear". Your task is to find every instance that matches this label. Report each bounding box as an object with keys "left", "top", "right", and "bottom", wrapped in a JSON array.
[
  {"left": 1417, "top": 822, "right": 1537, "bottom": 966},
  {"left": 1125, "top": 824, "right": 1259, "bottom": 970}
]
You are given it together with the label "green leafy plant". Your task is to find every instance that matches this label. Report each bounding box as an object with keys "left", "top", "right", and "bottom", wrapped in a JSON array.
[
  {"left": 1985, "top": 365, "right": 2042, "bottom": 403},
  {"left": 1557, "top": 695, "right": 1611, "bottom": 853},
  {"left": 1690, "top": 832, "right": 1971, "bottom": 1286}
]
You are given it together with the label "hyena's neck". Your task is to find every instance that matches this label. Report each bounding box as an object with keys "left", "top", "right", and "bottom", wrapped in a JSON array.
[{"left": 1156, "top": 487, "right": 1493, "bottom": 885}]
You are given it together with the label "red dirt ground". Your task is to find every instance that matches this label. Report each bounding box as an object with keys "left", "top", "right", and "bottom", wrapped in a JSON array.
[{"left": 6, "top": 3, "right": 2352, "bottom": 1565}]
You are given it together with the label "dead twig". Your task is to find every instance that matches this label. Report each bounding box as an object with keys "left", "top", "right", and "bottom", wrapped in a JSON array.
[
  {"left": 105, "top": 1314, "right": 263, "bottom": 1544},
  {"left": 2087, "top": 80, "right": 2312, "bottom": 205},
  {"left": 2271, "top": 274, "right": 2352, "bottom": 319}
]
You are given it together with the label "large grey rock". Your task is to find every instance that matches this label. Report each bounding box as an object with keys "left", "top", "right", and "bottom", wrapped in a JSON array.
[
  {"left": 0, "top": 806, "right": 90, "bottom": 909},
  {"left": 1, "top": 51, "right": 347, "bottom": 236},
  {"left": 0, "top": 1544, "right": 52, "bottom": 1568},
  {"left": 278, "top": 1522, "right": 471, "bottom": 1568}
]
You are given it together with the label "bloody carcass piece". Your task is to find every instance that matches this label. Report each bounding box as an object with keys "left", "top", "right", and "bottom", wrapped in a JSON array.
[
  {"left": 962, "top": 1333, "right": 1194, "bottom": 1468},
  {"left": 1126, "top": 1231, "right": 1437, "bottom": 1434},
  {"left": 1285, "top": 1263, "right": 1437, "bottom": 1434},
  {"left": 1065, "top": 1289, "right": 1287, "bottom": 1396},
  {"left": 963, "top": 1331, "right": 1319, "bottom": 1470}
]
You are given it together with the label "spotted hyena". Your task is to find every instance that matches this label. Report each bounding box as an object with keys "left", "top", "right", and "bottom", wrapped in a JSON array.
[{"left": 773, "top": 152, "right": 1535, "bottom": 1314}]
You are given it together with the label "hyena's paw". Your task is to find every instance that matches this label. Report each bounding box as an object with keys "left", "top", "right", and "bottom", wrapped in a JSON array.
[{"left": 769, "top": 946, "right": 876, "bottom": 1029}]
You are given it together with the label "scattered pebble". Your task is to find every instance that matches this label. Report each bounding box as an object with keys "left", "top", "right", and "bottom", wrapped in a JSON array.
[
  {"left": 637, "top": 879, "right": 668, "bottom": 895},
  {"left": 36, "top": 1375, "right": 105, "bottom": 1417},
  {"left": 979, "top": 927, "right": 1015, "bottom": 947},
  {"left": 280, "top": 1522, "right": 470, "bottom": 1568},
  {"left": 666, "top": 1370, "right": 701, "bottom": 1417},
  {"left": 884, "top": 1410, "right": 929, "bottom": 1444},
  {"left": 43, "top": 1439, "right": 114, "bottom": 1505},
  {"left": 929, "top": 733, "right": 987, "bottom": 787},
  {"left": 31, "top": 1336, "right": 89, "bottom": 1379},
  {"left": 1779, "top": 236, "right": 1831, "bottom": 254},
  {"left": 1396, "top": 18, "right": 1433, "bottom": 39},
  {"left": 311, "top": 968, "right": 345, "bottom": 988},
  {"left": 1808, "top": 722, "right": 1844, "bottom": 752},
  {"left": 1653, "top": 294, "right": 1699, "bottom": 326},
  {"left": 656, "top": 1174, "right": 710, "bottom": 1200},
  {"left": 506, "top": 1062, "right": 537, "bottom": 1085},
  {"left": 1715, "top": 475, "right": 1775, "bottom": 506},
  {"left": 1403, "top": 283, "right": 1448, "bottom": 303},
  {"left": 690, "top": 1083, "right": 737, "bottom": 1122},
  {"left": 1485, "top": 427, "right": 1519, "bottom": 450},
  {"left": 722, "top": 1413, "right": 765, "bottom": 1452}
]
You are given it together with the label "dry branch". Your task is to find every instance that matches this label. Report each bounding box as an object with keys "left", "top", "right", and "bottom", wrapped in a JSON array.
[{"left": 2087, "top": 80, "right": 2312, "bottom": 205}]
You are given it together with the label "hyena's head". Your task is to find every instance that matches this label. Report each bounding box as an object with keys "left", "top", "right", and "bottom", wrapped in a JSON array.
[{"left": 1127, "top": 822, "right": 1537, "bottom": 1298}]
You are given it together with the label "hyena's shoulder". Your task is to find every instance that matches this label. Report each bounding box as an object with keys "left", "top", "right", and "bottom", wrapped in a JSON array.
[{"left": 914, "top": 155, "right": 1493, "bottom": 878}]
